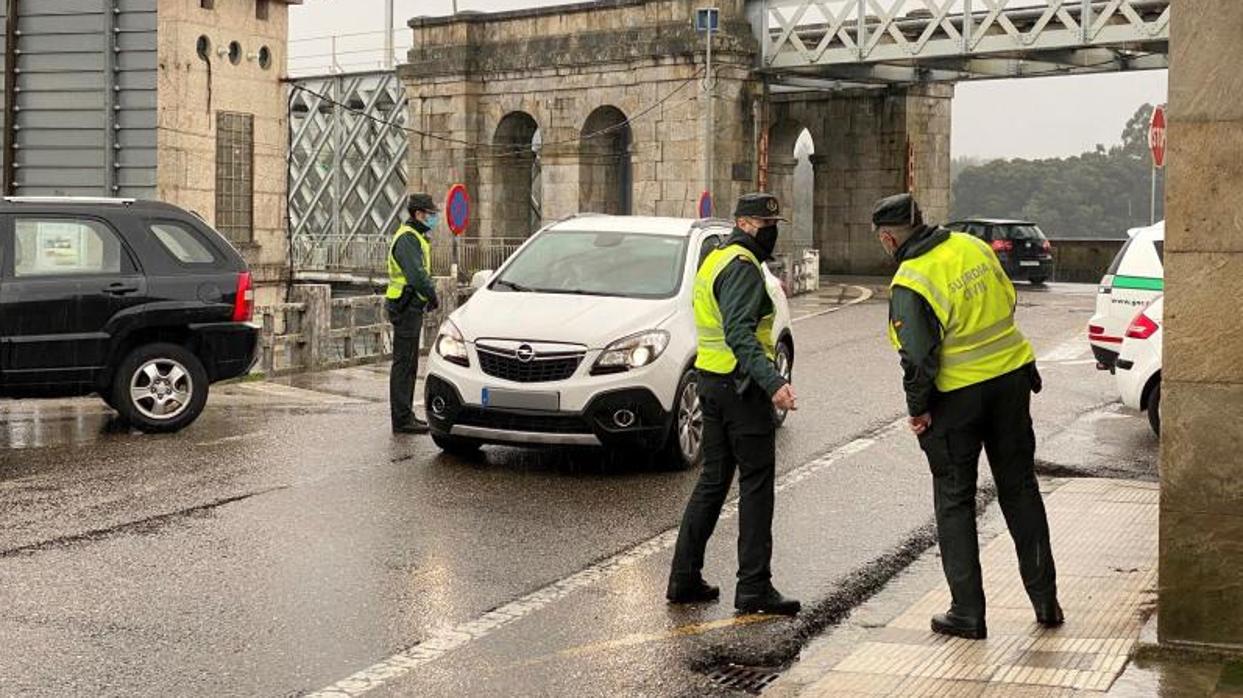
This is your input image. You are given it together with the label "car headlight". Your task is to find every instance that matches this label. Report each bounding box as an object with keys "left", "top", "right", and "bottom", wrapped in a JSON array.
[
  {"left": 436, "top": 320, "right": 469, "bottom": 367},
  {"left": 592, "top": 330, "right": 670, "bottom": 375}
]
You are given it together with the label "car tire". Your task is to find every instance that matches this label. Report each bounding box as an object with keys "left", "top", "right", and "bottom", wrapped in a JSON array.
[
  {"left": 432, "top": 433, "right": 484, "bottom": 458},
  {"left": 772, "top": 339, "right": 794, "bottom": 427},
  {"left": 1147, "top": 381, "right": 1161, "bottom": 436},
  {"left": 112, "top": 343, "right": 209, "bottom": 434},
  {"left": 1030, "top": 277, "right": 1047, "bottom": 286},
  {"left": 661, "top": 369, "right": 703, "bottom": 471}
]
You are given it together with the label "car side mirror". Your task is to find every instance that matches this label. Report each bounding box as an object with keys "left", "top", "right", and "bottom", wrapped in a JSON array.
[{"left": 470, "top": 270, "right": 493, "bottom": 291}]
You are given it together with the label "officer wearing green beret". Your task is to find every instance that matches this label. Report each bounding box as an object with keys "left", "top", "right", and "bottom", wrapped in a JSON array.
[
  {"left": 873, "top": 192, "right": 1062, "bottom": 639},
  {"left": 666, "top": 192, "right": 801, "bottom": 617},
  {"left": 387, "top": 193, "right": 441, "bottom": 435}
]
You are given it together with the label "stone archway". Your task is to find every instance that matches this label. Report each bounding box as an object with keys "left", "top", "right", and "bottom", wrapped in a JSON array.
[
  {"left": 579, "top": 106, "right": 632, "bottom": 215},
  {"left": 492, "top": 111, "right": 541, "bottom": 237},
  {"left": 767, "top": 120, "right": 815, "bottom": 253}
]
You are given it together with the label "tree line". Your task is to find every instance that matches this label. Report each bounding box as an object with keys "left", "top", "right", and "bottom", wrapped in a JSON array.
[{"left": 951, "top": 104, "right": 1165, "bottom": 240}]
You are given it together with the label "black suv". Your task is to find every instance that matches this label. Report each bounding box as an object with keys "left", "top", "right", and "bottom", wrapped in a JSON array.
[
  {"left": 946, "top": 218, "right": 1055, "bottom": 285},
  {"left": 0, "top": 197, "right": 259, "bottom": 432}
]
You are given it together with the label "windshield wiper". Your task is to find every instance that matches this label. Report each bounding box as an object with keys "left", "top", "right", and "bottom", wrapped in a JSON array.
[{"left": 493, "top": 279, "right": 533, "bottom": 292}]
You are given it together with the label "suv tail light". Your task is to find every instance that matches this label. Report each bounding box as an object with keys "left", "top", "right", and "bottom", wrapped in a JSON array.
[
  {"left": 991, "top": 239, "right": 1014, "bottom": 253},
  {"left": 1042, "top": 240, "right": 1052, "bottom": 253},
  {"left": 1125, "top": 310, "right": 1159, "bottom": 340},
  {"left": 233, "top": 271, "right": 255, "bottom": 322}
]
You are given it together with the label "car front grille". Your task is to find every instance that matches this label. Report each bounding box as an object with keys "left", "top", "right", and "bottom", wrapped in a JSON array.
[
  {"left": 455, "top": 408, "right": 591, "bottom": 434},
  {"left": 476, "top": 344, "right": 584, "bottom": 383}
]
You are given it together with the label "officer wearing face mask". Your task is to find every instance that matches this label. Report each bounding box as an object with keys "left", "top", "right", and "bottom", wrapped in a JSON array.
[
  {"left": 667, "top": 192, "right": 801, "bottom": 617},
  {"left": 387, "top": 193, "right": 441, "bottom": 435},
  {"left": 873, "top": 192, "right": 1060, "bottom": 640}
]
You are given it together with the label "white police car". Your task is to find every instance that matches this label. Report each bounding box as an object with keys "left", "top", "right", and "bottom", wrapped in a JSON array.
[
  {"left": 1089, "top": 221, "right": 1164, "bottom": 370},
  {"left": 424, "top": 215, "right": 795, "bottom": 469}
]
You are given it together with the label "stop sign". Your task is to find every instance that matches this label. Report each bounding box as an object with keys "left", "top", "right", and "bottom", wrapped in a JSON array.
[{"left": 1149, "top": 105, "right": 1167, "bottom": 169}]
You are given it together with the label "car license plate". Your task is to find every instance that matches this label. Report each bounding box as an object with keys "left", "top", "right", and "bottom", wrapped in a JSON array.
[
  {"left": 482, "top": 388, "right": 559, "bottom": 411},
  {"left": 1020, "top": 260, "right": 1041, "bottom": 267}
]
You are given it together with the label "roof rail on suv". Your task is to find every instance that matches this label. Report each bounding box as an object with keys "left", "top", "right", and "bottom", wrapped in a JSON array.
[{"left": 3, "top": 196, "right": 136, "bottom": 206}]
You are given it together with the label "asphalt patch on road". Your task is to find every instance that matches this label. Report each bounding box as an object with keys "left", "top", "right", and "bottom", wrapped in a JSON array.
[
  {"left": 688, "top": 486, "right": 999, "bottom": 693},
  {"left": 0, "top": 485, "right": 289, "bottom": 558}
]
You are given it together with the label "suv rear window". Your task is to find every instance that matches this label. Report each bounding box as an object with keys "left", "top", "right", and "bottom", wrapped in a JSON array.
[
  {"left": 1106, "top": 236, "right": 1137, "bottom": 275},
  {"left": 998, "top": 224, "right": 1046, "bottom": 241},
  {"left": 150, "top": 222, "right": 218, "bottom": 264}
]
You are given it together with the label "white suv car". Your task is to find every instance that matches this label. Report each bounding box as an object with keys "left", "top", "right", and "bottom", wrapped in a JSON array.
[{"left": 424, "top": 215, "right": 795, "bottom": 469}]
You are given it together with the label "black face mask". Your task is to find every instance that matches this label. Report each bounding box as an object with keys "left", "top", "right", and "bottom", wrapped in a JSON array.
[{"left": 756, "top": 225, "right": 780, "bottom": 260}]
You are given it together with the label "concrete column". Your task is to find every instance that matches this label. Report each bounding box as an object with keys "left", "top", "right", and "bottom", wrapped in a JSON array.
[{"left": 1158, "top": 0, "right": 1243, "bottom": 650}]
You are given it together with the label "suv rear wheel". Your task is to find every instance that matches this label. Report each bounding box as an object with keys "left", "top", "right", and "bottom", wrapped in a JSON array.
[{"left": 112, "top": 343, "right": 209, "bottom": 433}]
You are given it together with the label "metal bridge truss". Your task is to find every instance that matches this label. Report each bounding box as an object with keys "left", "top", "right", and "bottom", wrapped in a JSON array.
[
  {"left": 288, "top": 71, "right": 409, "bottom": 275},
  {"left": 759, "top": 0, "right": 1170, "bottom": 86}
]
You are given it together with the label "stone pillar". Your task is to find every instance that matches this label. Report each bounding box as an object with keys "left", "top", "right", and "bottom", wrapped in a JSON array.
[
  {"left": 1158, "top": 0, "right": 1243, "bottom": 650},
  {"left": 538, "top": 145, "right": 581, "bottom": 224},
  {"left": 810, "top": 154, "right": 838, "bottom": 264},
  {"left": 292, "top": 284, "right": 332, "bottom": 370}
]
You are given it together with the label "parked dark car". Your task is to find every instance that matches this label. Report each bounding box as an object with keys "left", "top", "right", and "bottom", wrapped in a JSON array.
[
  {"left": 946, "top": 218, "right": 1055, "bottom": 285},
  {"left": 0, "top": 197, "right": 259, "bottom": 432}
]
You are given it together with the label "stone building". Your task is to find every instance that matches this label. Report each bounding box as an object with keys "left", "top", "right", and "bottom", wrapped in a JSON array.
[
  {"left": 0, "top": 0, "right": 296, "bottom": 304},
  {"left": 401, "top": 0, "right": 951, "bottom": 275}
]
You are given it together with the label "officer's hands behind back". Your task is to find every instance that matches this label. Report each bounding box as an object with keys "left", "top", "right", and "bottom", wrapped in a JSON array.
[{"left": 773, "top": 384, "right": 798, "bottom": 412}]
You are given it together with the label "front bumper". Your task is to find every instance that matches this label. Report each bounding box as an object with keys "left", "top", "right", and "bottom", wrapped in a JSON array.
[{"left": 425, "top": 374, "right": 672, "bottom": 451}]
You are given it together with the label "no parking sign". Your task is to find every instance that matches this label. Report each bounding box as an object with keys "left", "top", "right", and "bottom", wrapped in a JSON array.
[
  {"left": 445, "top": 184, "right": 470, "bottom": 236},
  {"left": 698, "top": 191, "right": 713, "bottom": 219}
]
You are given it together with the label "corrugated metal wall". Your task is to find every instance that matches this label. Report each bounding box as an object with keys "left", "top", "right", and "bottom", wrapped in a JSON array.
[{"left": 0, "top": 0, "right": 157, "bottom": 197}]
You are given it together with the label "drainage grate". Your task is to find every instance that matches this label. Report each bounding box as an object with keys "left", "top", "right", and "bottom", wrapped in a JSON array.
[{"left": 705, "top": 664, "right": 782, "bottom": 695}]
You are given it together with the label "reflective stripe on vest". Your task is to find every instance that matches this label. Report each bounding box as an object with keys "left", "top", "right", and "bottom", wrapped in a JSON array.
[
  {"left": 386, "top": 224, "right": 432, "bottom": 301},
  {"left": 888, "top": 232, "right": 1036, "bottom": 392},
  {"left": 694, "top": 244, "right": 777, "bottom": 375}
]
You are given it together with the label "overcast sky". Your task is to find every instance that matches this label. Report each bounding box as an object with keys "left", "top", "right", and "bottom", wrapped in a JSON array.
[{"left": 289, "top": 0, "right": 1169, "bottom": 161}]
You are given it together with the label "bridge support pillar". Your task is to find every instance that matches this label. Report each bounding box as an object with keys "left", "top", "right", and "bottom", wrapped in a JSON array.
[{"left": 1158, "top": 0, "right": 1243, "bottom": 650}]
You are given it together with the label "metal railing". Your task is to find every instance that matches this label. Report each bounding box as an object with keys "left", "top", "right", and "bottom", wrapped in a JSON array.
[
  {"left": 293, "top": 235, "right": 528, "bottom": 279},
  {"left": 762, "top": 0, "right": 1170, "bottom": 83}
]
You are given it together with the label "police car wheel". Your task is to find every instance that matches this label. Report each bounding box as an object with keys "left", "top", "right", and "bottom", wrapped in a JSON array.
[{"left": 1147, "top": 381, "right": 1161, "bottom": 437}]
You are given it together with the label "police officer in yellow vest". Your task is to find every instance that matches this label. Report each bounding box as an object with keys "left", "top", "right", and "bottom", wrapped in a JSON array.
[
  {"left": 667, "top": 193, "right": 801, "bottom": 617},
  {"left": 873, "top": 193, "right": 1062, "bottom": 639},
  {"left": 388, "top": 193, "right": 441, "bottom": 435}
]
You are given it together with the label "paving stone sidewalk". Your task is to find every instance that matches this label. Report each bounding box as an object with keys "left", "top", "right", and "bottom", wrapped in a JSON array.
[{"left": 774, "top": 478, "right": 1163, "bottom": 697}]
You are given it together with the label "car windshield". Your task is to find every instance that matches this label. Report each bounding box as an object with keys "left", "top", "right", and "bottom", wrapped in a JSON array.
[
  {"left": 1000, "top": 225, "right": 1047, "bottom": 241},
  {"left": 491, "top": 230, "right": 689, "bottom": 299}
]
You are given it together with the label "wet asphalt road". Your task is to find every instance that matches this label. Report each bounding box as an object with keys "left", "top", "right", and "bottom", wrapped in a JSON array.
[{"left": 0, "top": 283, "right": 1157, "bottom": 697}]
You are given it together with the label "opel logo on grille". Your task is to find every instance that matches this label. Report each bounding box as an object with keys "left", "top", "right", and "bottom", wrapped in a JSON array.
[{"left": 516, "top": 344, "right": 536, "bottom": 363}]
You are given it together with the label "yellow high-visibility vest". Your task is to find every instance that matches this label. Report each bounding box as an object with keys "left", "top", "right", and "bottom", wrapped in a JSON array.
[
  {"left": 694, "top": 244, "right": 777, "bottom": 374},
  {"left": 888, "top": 232, "right": 1036, "bottom": 392},
  {"left": 386, "top": 224, "right": 432, "bottom": 301}
]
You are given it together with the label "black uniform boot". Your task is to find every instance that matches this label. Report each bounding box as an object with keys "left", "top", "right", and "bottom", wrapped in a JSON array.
[
  {"left": 1035, "top": 598, "right": 1065, "bottom": 627},
  {"left": 666, "top": 578, "right": 720, "bottom": 604},
  {"left": 931, "top": 610, "right": 987, "bottom": 640},
  {"left": 393, "top": 418, "right": 429, "bottom": 435},
  {"left": 736, "top": 587, "right": 801, "bottom": 616}
]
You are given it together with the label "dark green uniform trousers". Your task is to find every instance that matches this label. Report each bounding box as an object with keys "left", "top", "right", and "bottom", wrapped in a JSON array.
[
  {"left": 388, "top": 303, "right": 424, "bottom": 428},
  {"left": 670, "top": 372, "right": 776, "bottom": 595},
  {"left": 918, "top": 365, "right": 1057, "bottom": 618}
]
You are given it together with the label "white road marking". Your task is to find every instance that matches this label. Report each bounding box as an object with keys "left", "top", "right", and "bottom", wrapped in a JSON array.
[
  {"left": 306, "top": 418, "right": 907, "bottom": 697},
  {"left": 793, "top": 285, "right": 875, "bottom": 324},
  {"left": 194, "top": 432, "right": 262, "bottom": 447}
]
